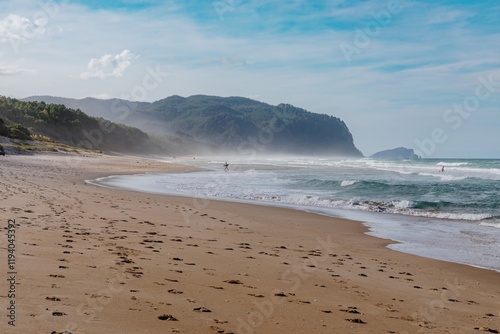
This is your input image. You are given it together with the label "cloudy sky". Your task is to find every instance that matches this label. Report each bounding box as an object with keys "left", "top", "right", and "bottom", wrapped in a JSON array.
[{"left": 0, "top": 0, "right": 499, "bottom": 158}]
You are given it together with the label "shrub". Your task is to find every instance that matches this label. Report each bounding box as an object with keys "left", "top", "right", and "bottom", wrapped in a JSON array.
[
  {"left": 8, "top": 124, "right": 32, "bottom": 140},
  {"left": 0, "top": 118, "right": 10, "bottom": 137}
]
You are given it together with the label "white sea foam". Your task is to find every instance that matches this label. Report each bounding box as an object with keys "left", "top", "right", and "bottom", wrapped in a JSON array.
[
  {"left": 418, "top": 172, "right": 467, "bottom": 181},
  {"left": 436, "top": 162, "right": 469, "bottom": 166},
  {"left": 392, "top": 200, "right": 413, "bottom": 209},
  {"left": 406, "top": 211, "right": 492, "bottom": 221},
  {"left": 341, "top": 180, "right": 358, "bottom": 187},
  {"left": 479, "top": 222, "right": 500, "bottom": 228}
]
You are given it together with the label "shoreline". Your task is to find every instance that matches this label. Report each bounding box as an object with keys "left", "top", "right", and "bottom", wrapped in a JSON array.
[
  {"left": 0, "top": 153, "right": 498, "bottom": 334},
  {"left": 88, "top": 168, "right": 500, "bottom": 274}
]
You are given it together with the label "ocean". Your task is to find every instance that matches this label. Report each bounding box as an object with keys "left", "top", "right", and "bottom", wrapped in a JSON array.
[{"left": 88, "top": 157, "right": 500, "bottom": 272}]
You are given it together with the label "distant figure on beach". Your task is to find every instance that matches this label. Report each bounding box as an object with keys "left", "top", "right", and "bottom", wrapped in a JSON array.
[
  {"left": 224, "top": 162, "right": 229, "bottom": 172},
  {"left": 441, "top": 166, "right": 445, "bottom": 172}
]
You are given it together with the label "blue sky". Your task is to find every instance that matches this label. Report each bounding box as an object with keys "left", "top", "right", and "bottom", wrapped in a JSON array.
[{"left": 0, "top": 0, "right": 499, "bottom": 157}]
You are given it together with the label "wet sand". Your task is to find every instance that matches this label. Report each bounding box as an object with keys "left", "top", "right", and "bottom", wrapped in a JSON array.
[{"left": 0, "top": 153, "right": 498, "bottom": 334}]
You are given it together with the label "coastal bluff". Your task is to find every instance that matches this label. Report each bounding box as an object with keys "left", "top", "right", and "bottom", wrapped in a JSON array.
[{"left": 23, "top": 95, "right": 363, "bottom": 157}]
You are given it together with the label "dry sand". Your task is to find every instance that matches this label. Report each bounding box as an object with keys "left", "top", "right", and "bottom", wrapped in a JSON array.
[{"left": 0, "top": 153, "right": 499, "bottom": 334}]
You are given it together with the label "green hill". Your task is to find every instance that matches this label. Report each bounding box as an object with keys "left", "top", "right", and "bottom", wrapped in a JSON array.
[
  {"left": 24, "top": 95, "right": 363, "bottom": 157},
  {"left": 0, "top": 96, "right": 160, "bottom": 153}
]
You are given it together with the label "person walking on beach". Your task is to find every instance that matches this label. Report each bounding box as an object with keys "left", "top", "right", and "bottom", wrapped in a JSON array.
[{"left": 224, "top": 162, "right": 229, "bottom": 172}]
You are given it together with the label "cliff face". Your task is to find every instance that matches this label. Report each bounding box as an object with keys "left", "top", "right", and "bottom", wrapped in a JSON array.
[{"left": 24, "top": 95, "right": 363, "bottom": 157}]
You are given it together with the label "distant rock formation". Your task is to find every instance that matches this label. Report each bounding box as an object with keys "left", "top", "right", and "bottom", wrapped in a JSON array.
[{"left": 371, "top": 147, "right": 420, "bottom": 160}]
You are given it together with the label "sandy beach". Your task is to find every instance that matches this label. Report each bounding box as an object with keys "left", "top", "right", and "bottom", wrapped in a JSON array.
[{"left": 0, "top": 153, "right": 499, "bottom": 334}]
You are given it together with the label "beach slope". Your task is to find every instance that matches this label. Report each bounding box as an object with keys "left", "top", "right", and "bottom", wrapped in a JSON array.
[{"left": 0, "top": 154, "right": 498, "bottom": 334}]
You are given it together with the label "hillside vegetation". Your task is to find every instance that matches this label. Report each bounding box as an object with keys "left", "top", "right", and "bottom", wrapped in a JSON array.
[
  {"left": 25, "top": 95, "right": 363, "bottom": 157},
  {"left": 0, "top": 96, "right": 159, "bottom": 153}
]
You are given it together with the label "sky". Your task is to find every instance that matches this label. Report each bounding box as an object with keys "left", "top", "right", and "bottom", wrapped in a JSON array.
[{"left": 0, "top": 0, "right": 499, "bottom": 158}]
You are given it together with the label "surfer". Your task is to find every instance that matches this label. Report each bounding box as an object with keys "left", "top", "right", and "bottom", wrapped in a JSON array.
[
  {"left": 441, "top": 166, "right": 444, "bottom": 172},
  {"left": 224, "top": 162, "right": 229, "bottom": 172}
]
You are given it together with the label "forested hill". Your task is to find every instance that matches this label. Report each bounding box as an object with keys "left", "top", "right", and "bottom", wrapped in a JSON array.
[
  {"left": 0, "top": 96, "right": 159, "bottom": 153},
  {"left": 24, "top": 95, "right": 363, "bottom": 157}
]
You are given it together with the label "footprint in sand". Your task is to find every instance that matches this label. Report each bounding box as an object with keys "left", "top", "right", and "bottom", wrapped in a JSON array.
[
  {"left": 49, "top": 274, "right": 65, "bottom": 278},
  {"left": 345, "top": 318, "right": 366, "bottom": 324},
  {"left": 474, "top": 327, "right": 499, "bottom": 333},
  {"left": 193, "top": 307, "right": 211, "bottom": 313},
  {"left": 167, "top": 289, "right": 183, "bottom": 294},
  {"left": 52, "top": 311, "right": 66, "bottom": 316},
  {"left": 46, "top": 297, "right": 61, "bottom": 301},
  {"left": 274, "top": 292, "right": 288, "bottom": 297},
  {"left": 340, "top": 306, "right": 360, "bottom": 314},
  {"left": 165, "top": 278, "right": 179, "bottom": 283},
  {"left": 214, "top": 319, "right": 228, "bottom": 324},
  {"left": 158, "top": 314, "right": 178, "bottom": 321}
]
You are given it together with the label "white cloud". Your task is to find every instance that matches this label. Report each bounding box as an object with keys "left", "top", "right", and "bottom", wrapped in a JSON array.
[
  {"left": 0, "top": 64, "right": 34, "bottom": 75},
  {"left": 220, "top": 55, "right": 247, "bottom": 67},
  {"left": 79, "top": 50, "right": 138, "bottom": 79},
  {"left": 427, "top": 10, "right": 467, "bottom": 24},
  {"left": 0, "top": 13, "right": 45, "bottom": 44}
]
